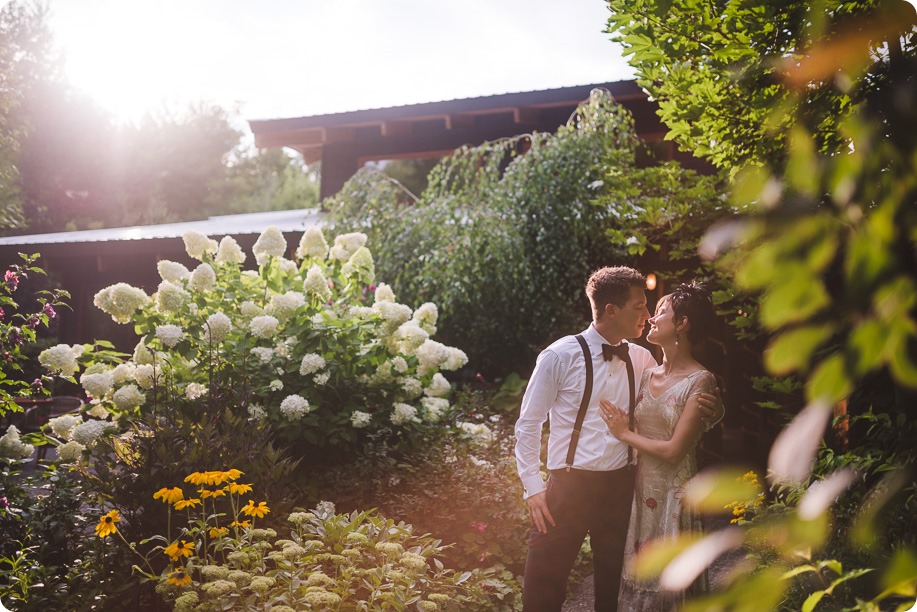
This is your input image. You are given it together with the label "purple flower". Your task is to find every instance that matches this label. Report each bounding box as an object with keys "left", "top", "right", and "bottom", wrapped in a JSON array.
[
  {"left": 4, "top": 270, "right": 19, "bottom": 291},
  {"left": 0, "top": 307, "right": 5, "bottom": 318},
  {"left": 42, "top": 303, "right": 56, "bottom": 319},
  {"left": 0, "top": 497, "right": 8, "bottom": 509},
  {"left": 31, "top": 378, "right": 43, "bottom": 389}
]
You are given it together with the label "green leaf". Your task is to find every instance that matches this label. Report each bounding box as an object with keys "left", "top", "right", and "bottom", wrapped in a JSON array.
[
  {"left": 806, "top": 354, "right": 852, "bottom": 404},
  {"left": 759, "top": 271, "right": 830, "bottom": 328},
  {"left": 879, "top": 548, "right": 917, "bottom": 598},
  {"left": 801, "top": 590, "right": 826, "bottom": 612},
  {"left": 764, "top": 324, "right": 835, "bottom": 375}
]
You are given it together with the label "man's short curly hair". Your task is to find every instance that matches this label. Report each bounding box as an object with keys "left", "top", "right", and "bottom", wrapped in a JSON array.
[{"left": 586, "top": 266, "right": 645, "bottom": 320}]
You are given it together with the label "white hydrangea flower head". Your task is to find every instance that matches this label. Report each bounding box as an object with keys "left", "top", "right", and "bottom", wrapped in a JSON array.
[
  {"left": 390, "top": 403, "right": 418, "bottom": 425},
  {"left": 85, "top": 404, "right": 110, "bottom": 419},
  {"left": 314, "top": 371, "right": 330, "bottom": 386},
  {"left": 329, "top": 232, "right": 367, "bottom": 261},
  {"left": 39, "top": 344, "right": 85, "bottom": 377},
  {"left": 0, "top": 425, "right": 34, "bottom": 460},
  {"left": 215, "top": 235, "right": 246, "bottom": 265},
  {"left": 80, "top": 370, "right": 113, "bottom": 399},
  {"left": 373, "top": 361, "right": 395, "bottom": 384},
  {"left": 341, "top": 246, "right": 375, "bottom": 285},
  {"left": 133, "top": 364, "right": 161, "bottom": 390},
  {"left": 299, "top": 353, "right": 326, "bottom": 376},
  {"left": 400, "top": 377, "right": 423, "bottom": 400},
  {"left": 348, "top": 306, "right": 374, "bottom": 318},
  {"left": 206, "top": 312, "right": 232, "bottom": 343},
  {"left": 457, "top": 421, "right": 494, "bottom": 446},
  {"left": 392, "top": 357, "right": 408, "bottom": 374},
  {"left": 374, "top": 283, "right": 396, "bottom": 303},
  {"left": 268, "top": 291, "right": 306, "bottom": 321},
  {"left": 183, "top": 230, "right": 218, "bottom": 261},
  {"left": 253, "top": 226, "right": 288, "bottom": 265},
  {"left": 49, "top": 414, "right": 82, "bottom": 440},
  {"left": 157, "top": 260, "right": 191, "bottom": 283},
  {"left": 372, "top": 300, "right": 412, "bottom": 335},
  {"left": 413, "top": 340, "right": 449, "bottom": 376},
  {"left": 350, "top": 410, "right": 371, "bottom": 428},
  {"left": 251, "top": 347, "right": 274, "bottom": 364},
  {"left": 110, "top": 363, "right": 136, "bottom": 384},
  {"left": 133, "top": 339, "right": 154, "bottom": 365},
  {"left": 249, "top": 315, "right": 280, "bottom": 339},
  {"left": 303, "top": 265, "right": 332, "bottom": 302},
  {"left": 412, "top": 302, "right": 438, "bottom": 335},
  {"left": 269, "top": 379, "right": 283, "bottom": 391},
  {"left": 296, "top": 226, "right": 329, "bottom": 260},
  {"left": 94, "top": 283, "right": 149, "bottom": 324},
  {"left": 420, "top": 397, "right": 450, "bottom": 422},
  {"left": 280, "top": 394, "right": 310, "bottom": 421},
  {"left": 395, "top": 320, "right": 429, "bottom": 352},
  {"left": 112, "top": 384, "right": 145, "bottom": 411},
  {"left": 155, "top": 281, "right": 190, "bottom": 314},
  {"left": 189, "top": 263, "right": 217, "bottom": 292},
  {"left": 240, "top": 301, "right": 264, "bottom": 319},
  {"left": 424, "top": 373, "right": 452, "bottom": 398},
  {"left": 442, "top": 347, "right": 469, "bottom": 371},
  {"left": 57, "top": 440, "right": 86, "bottom": 463},
  {"left": 278, "top": 257, "right": 298, "bottom": 274},
  {"left": 155, "top": 324, "right": 184, "bottom": 348},
  {"left": 185, "top": 382, "right": 207, "bottom": 400},
  {"left": 247, "top": 403, "right": 267, "bottom": 421},
  {"left": 70, "top": 419, "right": 110, "bottom": 447}
]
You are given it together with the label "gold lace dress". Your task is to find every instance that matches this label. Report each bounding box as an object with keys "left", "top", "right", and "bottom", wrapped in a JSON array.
[{"left": 618, "top": 367, "right": 717, "bottom": 611}]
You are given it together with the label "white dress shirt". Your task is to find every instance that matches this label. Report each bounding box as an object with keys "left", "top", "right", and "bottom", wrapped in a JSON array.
[{"left": 514, "top": 324, "right": 658, "bottom": 498}]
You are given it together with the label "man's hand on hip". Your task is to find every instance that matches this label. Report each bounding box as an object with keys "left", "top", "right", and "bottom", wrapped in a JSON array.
[
  {"left": 527, "top": 490, "right": 556, "bottom": 534},
  {"left": 696, "top": 387, "right": 725, "bottom": 432}
]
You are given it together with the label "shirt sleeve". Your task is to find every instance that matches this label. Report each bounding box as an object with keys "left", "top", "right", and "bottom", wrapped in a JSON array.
[{"left": 514, "top": 348, "right": 563, "bottom": 499}]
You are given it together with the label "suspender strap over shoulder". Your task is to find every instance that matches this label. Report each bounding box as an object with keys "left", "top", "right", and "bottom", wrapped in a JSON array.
[
  {"left": 565, "top": 335, "right": 637, "bottom": 470},
  {"left": 566, "top": 334, "right": 593, "bottom": 471}
]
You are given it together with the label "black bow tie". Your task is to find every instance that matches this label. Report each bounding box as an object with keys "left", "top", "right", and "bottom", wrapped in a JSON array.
[{"left": 602, "top": 343, "right": 630, "bottom": 362}]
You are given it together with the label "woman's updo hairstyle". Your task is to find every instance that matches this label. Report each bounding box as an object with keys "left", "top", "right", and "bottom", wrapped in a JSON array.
[{"left": 667, "top": 281, "right": 724, "bottom": 376}]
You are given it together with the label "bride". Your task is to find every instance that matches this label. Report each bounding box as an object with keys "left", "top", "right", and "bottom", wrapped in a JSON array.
[{"left": 600, "top": 281, "right": 721, "bottom": 610}]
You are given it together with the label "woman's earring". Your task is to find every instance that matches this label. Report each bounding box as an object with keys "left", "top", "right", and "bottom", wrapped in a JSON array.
[{"left": 675, "top": 331, "right": 680, "bottom": 346}]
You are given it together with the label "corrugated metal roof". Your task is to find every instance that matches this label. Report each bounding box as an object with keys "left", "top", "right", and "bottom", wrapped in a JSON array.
[{"left": 0, "top": 208, "right": 324, "bottom": 246}]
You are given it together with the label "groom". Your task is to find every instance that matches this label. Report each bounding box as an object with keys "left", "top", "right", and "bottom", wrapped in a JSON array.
[{"left": 514, "top": 266, "right": 721, "bottom": 611}]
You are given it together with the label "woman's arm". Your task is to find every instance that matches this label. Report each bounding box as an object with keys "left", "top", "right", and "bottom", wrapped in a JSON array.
[{"left": 600, "top": 396, "right": 706, "bottom": 465}]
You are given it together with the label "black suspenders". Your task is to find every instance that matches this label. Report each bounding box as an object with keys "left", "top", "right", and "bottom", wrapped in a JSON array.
[{"left": 565, "top": 334, "right": 635, "bottom": 471}]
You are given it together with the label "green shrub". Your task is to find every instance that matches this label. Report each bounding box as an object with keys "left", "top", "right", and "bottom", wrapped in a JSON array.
[
  {"left": 325, "top": 89, "right": 639, "bottom": 375},
  {"left": 36, "top": 227, "right": 467, "bottom": 458}
]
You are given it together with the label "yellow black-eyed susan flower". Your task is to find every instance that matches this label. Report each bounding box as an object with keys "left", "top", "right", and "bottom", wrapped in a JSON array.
[
  {"left": 166, "top": 567, "right": 192, "bottom": 586},
  {"left": 174, "top": 498, "right": 202, "bottom": 511},
  {"left": 95, "top": 510, "right": 120, "bottom": 538},
  {"left": 164, "top": 539, "right": 195, "bottom": 561},
  {"left": 153, "top": 487, "right": 184, "bottom": 504},
  {"left": 241, "top": 500, "right": 270, "bottom": 519}
]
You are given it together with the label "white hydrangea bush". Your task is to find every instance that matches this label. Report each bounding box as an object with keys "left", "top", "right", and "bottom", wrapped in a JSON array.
[{"left": 44, "top": 226, "right": 465, "bottom": 449}]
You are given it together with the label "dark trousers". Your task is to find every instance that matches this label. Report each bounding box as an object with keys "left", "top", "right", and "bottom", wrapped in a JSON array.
[{"left": 522, "top": 466, "right": 636, "bottom": 612}]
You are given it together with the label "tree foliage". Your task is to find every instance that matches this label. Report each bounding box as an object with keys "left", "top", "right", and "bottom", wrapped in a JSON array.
[{"left": 605, "top": 0, "right": 917, "bottom": 607}]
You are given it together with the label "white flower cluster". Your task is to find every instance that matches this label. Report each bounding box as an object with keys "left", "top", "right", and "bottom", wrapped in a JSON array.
[
  {"left": 0, "top": 425, "right": 34, "bottom": 460},
  {"left": 424, "top": 373, "right": 452, "bottom": 398},
  {"left": 253, "top": 226, "right": 288, "bottom": 265},
  {"left": 112, "top": 384, "right": 145, "bottom": 410},
  {"left": 215, "top": 236, "right": 246, "bottom": 265},
  {"left": 329, "top": 232, "right": 367, "bottom": 261},
  {"left": 374, "top": 283, "right": 396, "bottom": 302},
  {"left": 157, "top": 260, "right": 190, "bottom": 283},
  {"left": 185, "top": 382, "right": 207, "bottom": 400},
  {"left": 296, "top": 227, "right": 329, "bottom": 259},
  {"left": 420, "top": 397, "right": 449, "bottom": 422},
  {"left": 94, "top": 283, "right": 150, "bottom": 324},
  {"left": 39, "top": 344, "right": 85, "bottom": 377},
  {"left": 299, "top": 353, "right": 326, "bottom": 376},
  {"left": 350, "top": 410, "right": 371, "bottom": 428},
  {"left": 248, "top": 403, "right": 267, "bottom": 421},
  {"left": 412, "top": 302, "right": 438, "bottom": 335},
  {"left": 269, "top": 291, "right": 306, "bottom": 321},
  {"left": 250, "top": 315, "right": 280, "bottom": 339},
  {"left": 156, "top": 281, "right": 190, "bottom": 313},
  {"left": 155, "top": 324, "right": 184, "bottom": 348},
  {"left": 457, "top": 421, "right": 494, "bottom": 446},
  {"left": 71, "top": 419, "right": 110, "bottom": 447},
  {"left": 390, "top": 402, "right": 418, "bottom": 425},
  {"left": 341, "top": 247, "right": 374, "bottom": 285},
  {"left": 240, "top": 301, "right": 264, "bottom": 319},
  {"left": 57, "top": 440, "right": 86, "bottom": 463},
  {"left": 206, "top": 312, "right": 232, "bottom": 343},
  {"left": 251, "top": 347, "right": 274, "bottom": 364},
  {"left": 189, "top": 263, "right": 217, "bottom": 292},
  {"left": 303, "top": 265, "right": 332, "bottom": 302},
  {"left": 183, "top": 230, "right": 218, "bottom": 261},
  {"left": 134, "top": 364, "right": 161, "bottom": 389},
  {"left": 80, "top": 370, "right": 113, "bottom": 399},
  {"left": 49, "top": 414, "right": 82, "bottom": 439},
  {"left": 280, "top": 394, "right": 310, "bottom": 421}
]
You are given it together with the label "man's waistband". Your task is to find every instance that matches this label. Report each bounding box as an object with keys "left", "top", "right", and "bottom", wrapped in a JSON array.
[{"left": 549, "top": 464, "right": 634, "bottom": 478}]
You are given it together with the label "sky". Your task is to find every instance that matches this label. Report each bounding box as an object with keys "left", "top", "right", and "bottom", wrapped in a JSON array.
[{"left": 46, "top": 0, "right": 634, "bottom": 130}]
